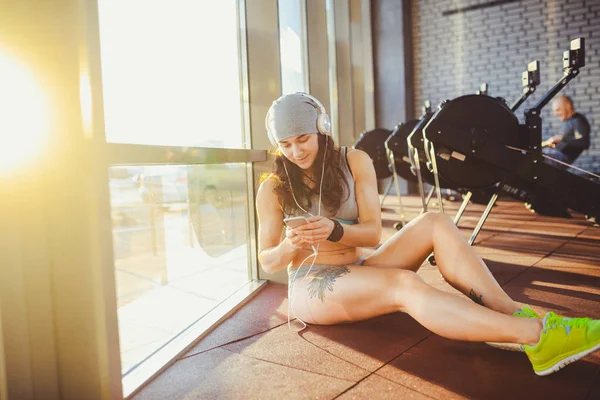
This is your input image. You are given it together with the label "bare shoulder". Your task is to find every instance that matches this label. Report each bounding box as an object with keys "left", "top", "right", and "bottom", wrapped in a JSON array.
[
  {"left": 345, "top": 148, "right": 375, "bottom": 175},
  {"left": 346, "top": 148, "right": 371, "bottom": 163},
  {"left": 256, "top": 174, "right": 281, "bottom": 211},
  {"left": 257, "top": 174, "right": 276, "bottom": 196}
]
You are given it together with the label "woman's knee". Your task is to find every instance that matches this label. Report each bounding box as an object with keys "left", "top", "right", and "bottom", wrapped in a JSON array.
[
  {"left": 418, "top": 211, "right": 454, "bottom": 239},
  {"left": 393, "top": 269, "right": 423, "bottom": 288},
  {"left": 420, "top": 211, "right": 452, "bottom": 225},
  {"left": 417, "top": 211, "right": 451, "bottom": 229},
  {"left": 392, "top": 269, "right": 426, "bottom": 310}
]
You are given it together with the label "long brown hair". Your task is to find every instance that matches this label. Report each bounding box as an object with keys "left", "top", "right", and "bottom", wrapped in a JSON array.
[{"left": 269, "top": 134, "right": 349, "bottom": 215}]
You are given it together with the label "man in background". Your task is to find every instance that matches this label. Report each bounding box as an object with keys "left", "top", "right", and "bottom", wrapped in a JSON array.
[
  {"left": 542, "top": 95, "right": 591, "bottom": 167},
  {"left": 529, "top": 95, "right": 592, "bottom": 218}
]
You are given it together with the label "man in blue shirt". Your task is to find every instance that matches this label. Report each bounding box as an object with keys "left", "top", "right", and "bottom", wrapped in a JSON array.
[
  {"left": 529, "top": 96, "right": 592, "bottom": 217},
  {"left": 542, "top": 95, "right": 591, "bottom": 167}
]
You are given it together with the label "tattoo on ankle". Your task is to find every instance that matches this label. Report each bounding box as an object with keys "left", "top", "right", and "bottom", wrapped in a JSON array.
[
  {"left": 469, "top": 289, "right": 484, "bottom": 306},
  {"left": 307, "top": 266, "right": 350, "bottom": 302}
]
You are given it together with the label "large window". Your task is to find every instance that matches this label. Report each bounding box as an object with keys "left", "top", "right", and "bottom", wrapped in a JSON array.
[
  {"left": 108, "top": 165, "right": 250, "bottom": 377},
  {"left": 278, "top": 0, "right": 308, "bottom": 94},
  {"left": 97, "top": 1, "right": 256, "bottom": 396},
  {"left": 98, "top": 0, "right": 244, "bottom": 148}
]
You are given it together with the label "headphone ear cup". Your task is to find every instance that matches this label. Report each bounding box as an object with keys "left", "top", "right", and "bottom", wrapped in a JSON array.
[
  {"left": 296, "top": 92, "right": 331, "bottom": 135},
  {"left": 318, "top": 113, "right": 331, "bottom": 135}
]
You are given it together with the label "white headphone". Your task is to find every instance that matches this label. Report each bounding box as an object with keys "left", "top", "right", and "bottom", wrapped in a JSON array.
[
  {"left": 265, "top": 92, "right": 331, "bottom": 146},
  {"left": 301, "top": 92, "right": 331, "bottom": 135}
]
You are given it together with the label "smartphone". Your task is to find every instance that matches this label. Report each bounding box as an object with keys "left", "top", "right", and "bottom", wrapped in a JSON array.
[{"left": 283, "top": 216, "right": 310, "bottom": 228}]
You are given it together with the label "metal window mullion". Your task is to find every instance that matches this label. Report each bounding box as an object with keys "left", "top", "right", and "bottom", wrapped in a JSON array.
[
  {"left": 102, "top": 143, "right": 266, "bottom": 166},
  {"left": 300, "top": 0, "right": 310, "bottom": 93},
  {"left": 361, "top": 0, "right": 375, "bottom": 131},
  {"left": 237, "top": 0, "right": 259, "bottom": 281},
  {"left": 85, "top": 1, "right": 128, "bottom": 397},
  {"left": 326, "top": 0, "right": 339, "bottom": 144}
]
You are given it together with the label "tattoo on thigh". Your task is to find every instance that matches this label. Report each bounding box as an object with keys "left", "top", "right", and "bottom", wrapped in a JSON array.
[
  {"left": 307, "top": 266, "right": 350, "bottom": 302},
  {"left": 469, "top": 289, "right": 484, "bottom": 306}
]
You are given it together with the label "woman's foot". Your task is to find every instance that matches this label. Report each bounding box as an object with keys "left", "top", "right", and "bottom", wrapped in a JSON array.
[{"left": 524, "top": 312, "right": 600, "bottom": 376}]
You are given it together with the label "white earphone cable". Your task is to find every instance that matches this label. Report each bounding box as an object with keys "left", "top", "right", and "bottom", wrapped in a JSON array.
[{"left": 285, "top": 136, "right": 329, "bottom": 332}]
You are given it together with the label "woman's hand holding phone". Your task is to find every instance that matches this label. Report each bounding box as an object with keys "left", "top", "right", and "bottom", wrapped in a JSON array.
[
  {"left": 284, "top": 216, "right": 311, "bottom": 250},
  {"left": 290, "top": 216, "right": 335, "bottom": 245}
]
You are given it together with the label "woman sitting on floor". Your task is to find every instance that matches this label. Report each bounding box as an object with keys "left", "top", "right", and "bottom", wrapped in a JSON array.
[{"left": 256, "top": 92, "right": 600, "bottom": 376}]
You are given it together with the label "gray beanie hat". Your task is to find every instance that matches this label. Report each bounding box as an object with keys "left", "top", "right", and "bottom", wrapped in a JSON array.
[{"left": 265, "top": 93, "right": 321, "bottom": 146}]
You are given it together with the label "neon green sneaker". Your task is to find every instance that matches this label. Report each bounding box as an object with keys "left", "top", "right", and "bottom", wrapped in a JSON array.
[
  {"left": 513, "top": 305, "right": 540, "bottom": 319},
  {"left": 524, "top": 312, "right": 600, "bottom": 376},
  {"left": 486, "top": 305, "right": 540, "bottom": 352}
]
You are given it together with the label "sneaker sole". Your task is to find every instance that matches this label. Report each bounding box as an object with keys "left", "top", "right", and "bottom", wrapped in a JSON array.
[
  {"left": 534, "top": 342, "right": 600, "bottom": 376},
  {"left": 486, "top": 341, "right": 524, "bottom": 352}
]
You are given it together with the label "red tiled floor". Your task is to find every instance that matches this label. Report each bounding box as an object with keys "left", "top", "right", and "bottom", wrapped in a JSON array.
[
  {"left": 587, "top": 372, "right": 600, "bottom": 399},
  {"left": 133, "top": 197, "right": 600, "bottom": 399},
  {"left": 337, "top": 374, "right": 432, "bottom": 399},
  {"left": 502, "top": 267, "right": 600, "bottom": 318},
  {"left": 377, "top": 335, "right": 599, "bottom": 400},
  {"left": 579, "top": 226, "right": 600, "bottom": 240},
  {"left": 536, "top": 253, "right": 600, "bottom": 270},
  {"left": 476, "top": 231, "right": 569, "bottom": 254},
  {"left": 554, "top": 241, "right": 600, "bottom": 261},
  {"left": 135, "top": 347, "right": 355, "bottom": 400},
  {"left": 281, "top": 313, "right": 431, "bottom": 372},
  {"left": 222, "top": 325, "right": 373, "bottom": 381},
  {"left": 182, "top": 283, "right": 289, "bottom": 356},
  {"left": 507, "top": 220, "right": 588, "bottom": 237}
]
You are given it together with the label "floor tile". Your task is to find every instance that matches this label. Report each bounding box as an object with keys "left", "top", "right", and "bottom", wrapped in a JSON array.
[
  {"left": 477, "top": 232, "right": 567, "bottom": 254},
  {"left": 228, "top": 312, "right": 432, "bottom": 373},
  {"left": 183, "top": 283, "right": 289, "bottom": 356},
  {"left": 501, "top": 266, "right": 600, "bottom": 318},
  {"left": 480, "top": 254, "right": 535, "bottom": 284},
  {"left": 377, "top": 335, "right": 599, "bottom": 400},
  {"left": 508, "top": 221, "right": 586, "bottom": 237},
  {"left": 133, "top": 347, "right": 354, "bottom": 400},
  {"left": 586, "top": 370, "right": 600, "bottom": 400},
  {"left": 536, "top": 254, "right": 600, "bottom": 270},
  {"left": 553, "top": 241, "right": 600, "bottom": 261},
  {"left": 579, "top": 227, "right": 600, "bottom": 240},
  {"left": 222, "top": 324, "right": 371, "bottom": 381},
  {"left": 337, "top": 374, "right": 432, "bottom": 400}
]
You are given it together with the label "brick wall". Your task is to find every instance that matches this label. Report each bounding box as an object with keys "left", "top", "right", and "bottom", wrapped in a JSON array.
[{"left": 412, "top": 0, "right": 600, "bottom": 172}]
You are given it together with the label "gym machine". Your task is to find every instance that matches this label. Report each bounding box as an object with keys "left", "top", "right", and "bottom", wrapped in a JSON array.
[
  {"left": 422, "top": 38, "right": 599, "bottom": 236},
  {"left": 383, "top": 102, "right": 434, "bottom": 228},
  {"left": 405, "top": 62, "right": 541, "bottom": 265},
  {"left": 352, "top": 128, "right": 408, "bottom": 224},
  {"left": 389, "top": 62, "right": 540, "bottom": 233}
]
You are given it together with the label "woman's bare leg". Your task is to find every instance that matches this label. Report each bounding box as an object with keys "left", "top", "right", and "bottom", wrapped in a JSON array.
[
  {"left": 291, "top": 266, "right": 542, "bottom": 344},
  {"left": 364, "top": 212, "right": 521, "bottom": 315}
]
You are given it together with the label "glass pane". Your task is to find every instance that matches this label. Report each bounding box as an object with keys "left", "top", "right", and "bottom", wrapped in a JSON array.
[
  {"left": 108, "top": 164, "right": 250, "bottom": 375},
  {"left": 97, "top": 0, "right": 244, "bottom": 148},
  {"left": 278, "top": 0, "right": 307, "bottom": 94}
]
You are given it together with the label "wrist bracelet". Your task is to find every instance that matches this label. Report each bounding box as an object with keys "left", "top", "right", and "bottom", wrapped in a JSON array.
[{"left": 326, "top": 218, "right": 344, "bottom": 242}]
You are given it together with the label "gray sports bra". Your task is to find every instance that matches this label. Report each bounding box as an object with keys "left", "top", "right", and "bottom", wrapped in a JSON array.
[{"left": 284, "top": 146, "right": 359, "bottom": 224}]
